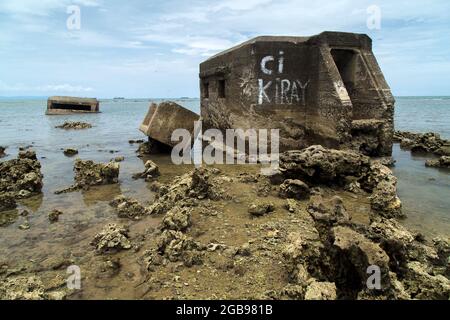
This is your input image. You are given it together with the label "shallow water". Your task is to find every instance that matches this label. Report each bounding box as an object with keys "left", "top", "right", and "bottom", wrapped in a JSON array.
[
  {"left": 0, "top": 96, "right": 449, "bottom": 248},
  {"left": 395, "top": 96, "right": 450, "bottom": 138}
]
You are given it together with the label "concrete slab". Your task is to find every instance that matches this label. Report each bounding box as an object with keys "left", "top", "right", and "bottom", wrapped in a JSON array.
[{"left": 139, "top": 101, "right": 199, "bottom": 147}]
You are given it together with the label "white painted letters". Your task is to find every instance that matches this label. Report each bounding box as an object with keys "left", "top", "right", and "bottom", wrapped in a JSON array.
[
  {"left": 260, "top": 56, "right": 274, "bottom": 75},
  {"left": 257, "top": 52, "right": 309, "bottom": 106},
  {"left": 258, "top": 79, "right": 272, "bottom": 104}
]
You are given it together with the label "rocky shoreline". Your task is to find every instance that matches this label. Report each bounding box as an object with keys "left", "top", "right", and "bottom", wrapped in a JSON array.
[
  {"left": 0, "top": 149, "right": 43, "bottom": 213},
  {"left": 0, "top": 134, "right": 449, "bottom": 300}
]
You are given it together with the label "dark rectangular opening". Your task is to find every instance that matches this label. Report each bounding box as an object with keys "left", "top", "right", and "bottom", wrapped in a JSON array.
[
  {"left": 203, "top": 82, "right": 209, "bottom": 98},
  {"left": 51, "top": 103, "right": 91, "bottom": 111},
  {"left": 331, "top": 49, "right": 357, "bottom": 97},
  {"left": 218, "top": 79, "right": 226, "bottom": 98}
]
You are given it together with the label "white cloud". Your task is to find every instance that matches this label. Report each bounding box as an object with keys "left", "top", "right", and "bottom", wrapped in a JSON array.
[
  {"left": 211, "top": 0, "right": 273, "bottom": 12},
  {"left": 137, "top": 33, "right": 236, "bottom": 56},
  {"left": 0, "top": 81, "right": 93, "bottom": 93},
  {"left": 0, "top": 0, "right": 101, "bottom": 16},
  {"left": 1, "top": 0, "right": 450, "bottom": 96},
  {"left": 62, "top": 30, "right": 149, "bottom": 49}
]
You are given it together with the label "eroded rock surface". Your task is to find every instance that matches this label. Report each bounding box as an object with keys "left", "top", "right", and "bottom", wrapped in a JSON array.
[
  {"left": 0, "top": 153, "right": 43, "bottom": 208},
  {"left": 136, "top": 138, "right": 171, "bottom": 156},
  {"left": 425, "top": 156, "right": 450, "bottom": 169},
  {"left": 279, "top": 179, "right": 310, "bottom": 200},
  {"left": 248, "top": 201, "right": 275, "bottom": 217},
  {"left": 91, "top": 223, "right": 132, "bottom": 254},
  {"left": 63, "top": 148, "right": 78, "bottom": 156},
  {"left": 147, "top": 167, "right": 225, "bottom": 215},
  {"left": 307, "top": 195, "right": 351, "bottom": 225},
  {"left": 395, "top": 131, "right": 450, "bottom": 156},
  {"left": 132, "top": 160, "right": 159, "bottom": 181},
  {"left": 48, "top": 209, "right": 63, "bottom": 223},
  {"left": 18, "top": 149, "right": 37, "bottom": 160},
  {"left": 0, "top": 276, "right": 46, "bottom": 300},
  {"left": 0, "top": 146, "right": 6, "bottom": 158},
  {"left": 282, "top": 202, "right": 450, "bottom": 300},
  {"left": 109, "top": 195, "right": 149, "bottom": 219},
  {"left": 279, "top": 145, "right": 371, "bottom": 183},
  {"left": 55, "top": 121, "right": 92, "bottom": 130},
  {"left": 55, "top": 159, "right": 119, "bottom": 193},
  {"left": 278, "top": 145, "right": 403, "bottom": 219},
  {"left": 0, "top": 193, "right": 17, "bottom": 212},
  {"left": 362, "top": 162, "right": 403, "bottom": 219},
  {"left": 162, "top": 206, "right": 192, "bottom": 231}
]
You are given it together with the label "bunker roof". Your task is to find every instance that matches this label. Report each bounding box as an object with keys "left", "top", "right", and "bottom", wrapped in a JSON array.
[
  {"left": 48, "top": 96, "right": 98, "bottom": 104},
  {"left": 204, "top": 31, "right": 372, "bottom": 62}
]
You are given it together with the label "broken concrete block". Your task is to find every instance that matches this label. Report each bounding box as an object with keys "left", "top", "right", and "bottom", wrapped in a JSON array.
[
  {"left": 46, "top": 96, "right": 99, "bottom": 115},
  {"left": 200, "top": 31, "right": 394, "bottom": 156},
  {"left": 139, "top": 101, "right": 199, "bottom": 148}
]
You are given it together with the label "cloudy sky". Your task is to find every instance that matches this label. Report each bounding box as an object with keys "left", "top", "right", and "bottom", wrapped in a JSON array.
[{"left": 0, "top": 0, "right": 449, "bottom": 98}]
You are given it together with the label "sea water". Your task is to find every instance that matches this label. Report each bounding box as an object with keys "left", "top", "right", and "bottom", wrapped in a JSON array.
[{"left": 0, "top": 97, "right": 448, "bottom": 239}]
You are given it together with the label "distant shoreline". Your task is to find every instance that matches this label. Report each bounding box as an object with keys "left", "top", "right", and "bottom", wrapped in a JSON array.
[{"left": 0, "top": 95, "right": 450, "bottom": 101}]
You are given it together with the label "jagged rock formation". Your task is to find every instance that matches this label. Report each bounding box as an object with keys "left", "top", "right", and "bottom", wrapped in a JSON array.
[
  {"left": 55, "top": 121, "right": 92, "bottom": 130},
  {"left": 278, "top": 145, "right": 403, "bottom": 218},
  {"left": 55, "top": 159, "right": 119, "bottom": 194},
  {"left": 282, "top": 201, "right": 450, "bottom": 299},
  {"left": 109, "top": 195, "right": 150, "bottom": 219},
  {"left": 279, "top": 179, "right": 310, "bottom": 200},
  {"left": 425, "top": 156, "right": 450, "bottom": 169},
  {"left": 394, "top": 131, "right": 450, "bottom": 156},
  {"left": 147, "top": 167, "right": 225, "bottom": 215},
  {"left": 0, "top": 151, "right": 43, "bottom": 211},
  {"left": 91, "top": 224, "right": 132, "bottom": 254},
  {"left": 132, "top": 160, "right": 159, "bottom": 181}
]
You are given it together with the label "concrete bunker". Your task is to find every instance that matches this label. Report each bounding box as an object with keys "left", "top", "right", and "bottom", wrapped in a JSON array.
[
  {"left": 199, "top": 31, "right": 395, "bottom": 156},
  {"left": 46, "top": 96, "right": 100, "bottom": 115}
]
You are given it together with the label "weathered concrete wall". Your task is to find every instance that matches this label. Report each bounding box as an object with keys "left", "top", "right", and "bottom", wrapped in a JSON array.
[
  {"left": 200, "top": 31, "right": 394, "bottom": 156},
  {"left": 139, "top": 101, "right": 199, "bottom": 147},
  {"left": 46, "top": 96, "right": 99, "bottom": 115}
]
